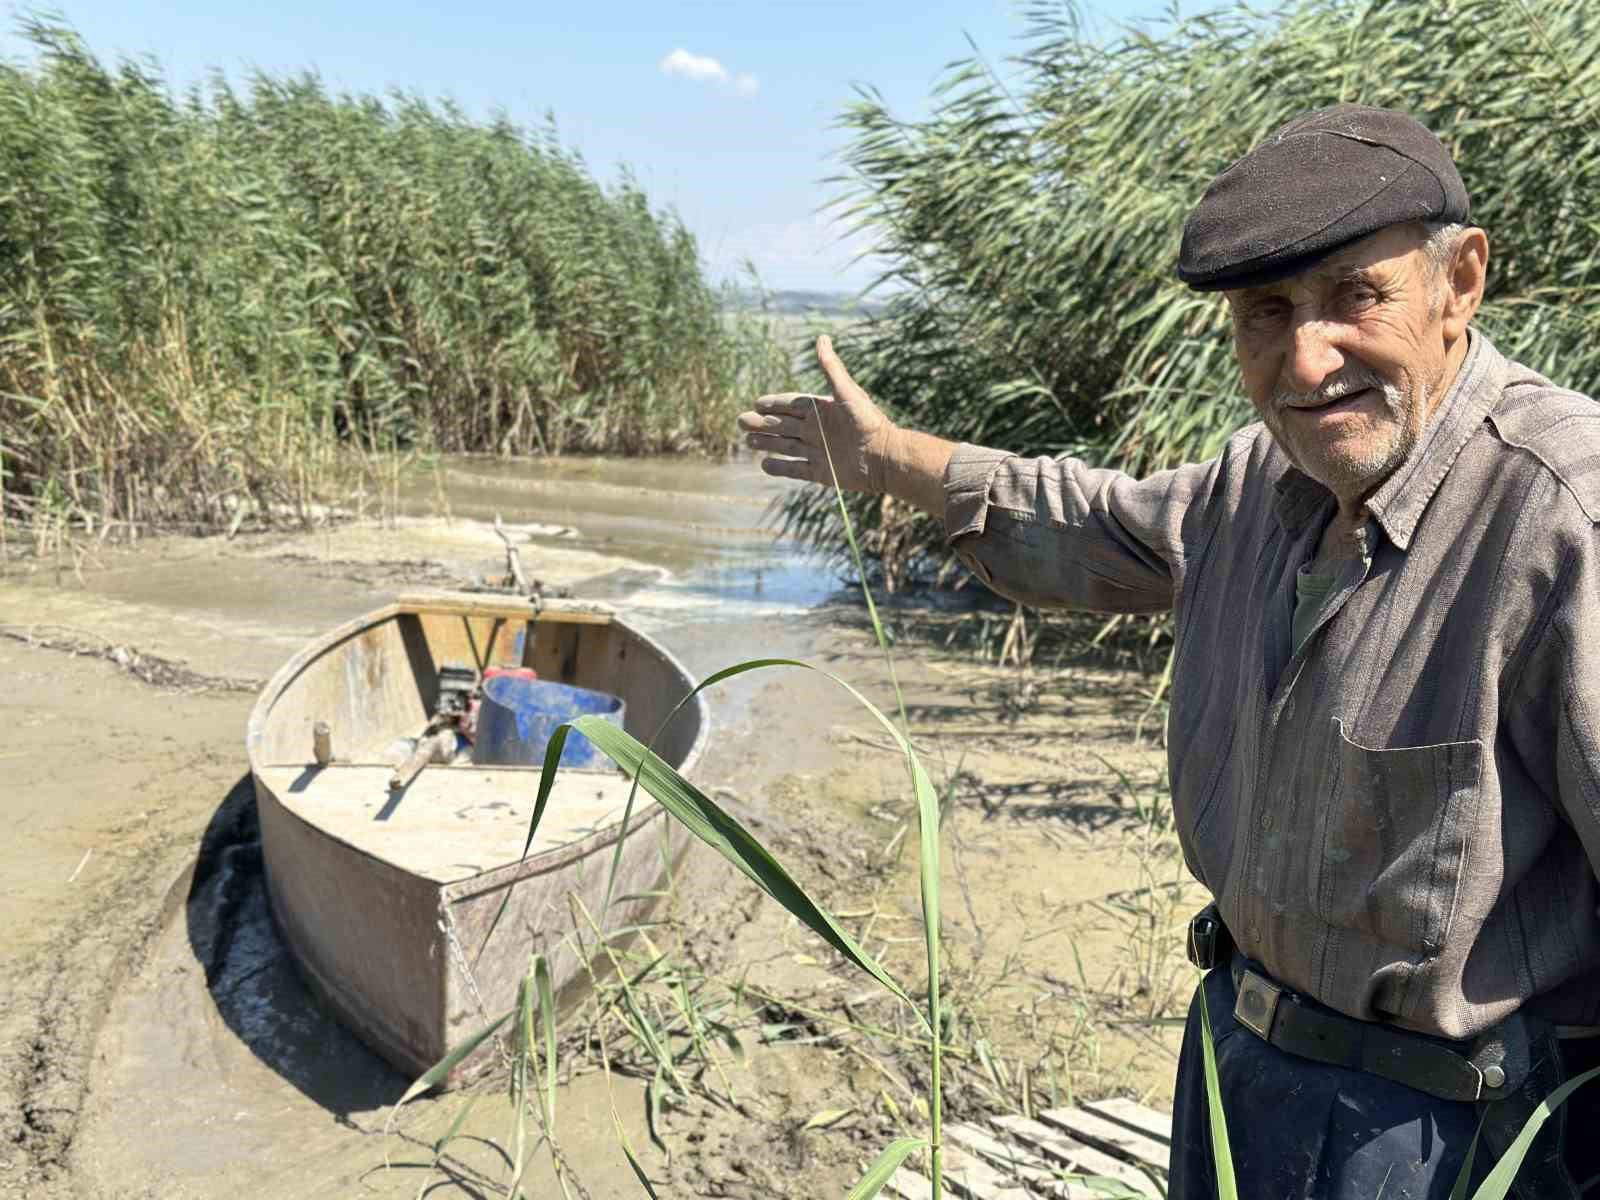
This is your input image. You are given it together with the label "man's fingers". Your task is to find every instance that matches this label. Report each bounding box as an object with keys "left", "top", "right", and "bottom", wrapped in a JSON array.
[
  {"left": 758, "top": 455, "right": 824, "bottom": 484},
  {"left": 751, "top": 392, "right": 826, "bottom": 418},
  {"left": 745, "top": 432, "right": 806, "bottom": 454},
  {"left": 737, "top": 412, "right": 809, "bottom": 438},
  {"left": 815, "top": 336, "right": 863, "bottom": 403}
]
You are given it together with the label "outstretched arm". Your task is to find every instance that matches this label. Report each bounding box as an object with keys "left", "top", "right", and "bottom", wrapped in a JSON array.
[
  {"left": 740, "top": 333, "right": 1233, "bottom": 614},
  {"left": 736, "top": 336, "right": 954, "bottom": 515}
]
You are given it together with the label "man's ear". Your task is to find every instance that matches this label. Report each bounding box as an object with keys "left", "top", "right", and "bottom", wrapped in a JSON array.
[{"left": 1441, "top": 227, "right": 1489, "bottom": 341}]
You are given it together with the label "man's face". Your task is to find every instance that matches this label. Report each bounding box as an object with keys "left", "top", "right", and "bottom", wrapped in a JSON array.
[{"left": 1225, "top": 224, "right": 1453, "bottom": 505}]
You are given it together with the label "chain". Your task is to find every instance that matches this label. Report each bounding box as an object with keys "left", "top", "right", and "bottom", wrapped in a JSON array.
[
  {"left": 439, "top": 907, "right": 511, "bottom": 1069},
  {"left": 438, "top": 905, "right": 596, "bottom": 1200}
]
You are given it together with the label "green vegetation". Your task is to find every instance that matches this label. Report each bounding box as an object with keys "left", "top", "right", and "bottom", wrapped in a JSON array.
[
  {"left": 0, "top": 18, "right": 787, "bottom": 542},
  {"left": 780, "top": 0, "right": 1600, "bottom": 580}
]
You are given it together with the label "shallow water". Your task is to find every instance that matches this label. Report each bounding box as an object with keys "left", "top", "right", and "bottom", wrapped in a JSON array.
[
  {"left": 403, "top": 452, "right": 847, "bottom": 625},
  {"left": 0, "top": 453, "right": 847, "bottom": 684}
]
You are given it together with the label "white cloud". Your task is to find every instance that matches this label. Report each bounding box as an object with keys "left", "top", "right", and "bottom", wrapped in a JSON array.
[
  {"left": 660, "top": 48, "right": 728, "bottom": 83},
  {"left": 659, "top": 48, "right": 758, "bottom": 97}
]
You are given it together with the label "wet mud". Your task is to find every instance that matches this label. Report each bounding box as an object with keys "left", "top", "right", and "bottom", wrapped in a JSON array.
[{"left": 0, "top": 454, "right": 1185, "bottom": 1199}]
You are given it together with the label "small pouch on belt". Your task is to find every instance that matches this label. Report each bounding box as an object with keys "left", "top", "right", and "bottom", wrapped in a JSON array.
[{"left": 1186, "top": 902, "right": 1235, "bottom": 970}]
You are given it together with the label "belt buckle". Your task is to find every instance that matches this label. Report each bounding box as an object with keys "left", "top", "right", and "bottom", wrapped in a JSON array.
[{"left": 1234, "top": 968, "right": 1283, "bottom": 1041}]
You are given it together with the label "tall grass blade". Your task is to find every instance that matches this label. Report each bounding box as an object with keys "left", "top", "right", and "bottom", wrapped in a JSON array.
[
  {"left": 567, "top": 707, "right": 915, "bottom": 1010},
  {"left": 507, "top": 968, "right": 535, "bottom": 1198},
  {"left": 600, "top": 645, "right": 929, "bottom": 931},
  {"left": 415, "top": 1092, "right": 482, "bottom": 1200},
  {"left": 534, "top": 954, "right": 556, "bottom": 1131},
  {"left": 810, "top": 391, "right": 945, "bottom": 1195},
  {"left": 846, "top": 1137, "right": 928, "bottom": 1200},
  {"left": 812, "top": 396, "right": 910, "bottom": 729},
  {"left": 646, "top": 1066, "right": 668, "bottom": 1154},
  {"left": 1468, "top": 1065, "right": 1600, "bottom": 1200},
  {"left": 614, "top": 1109, "right": 663, "bottom": 1199},
  {"left": 1196, "top": 980, "right": 1238, "bottom": 1200},
  {"left": 1449, "top": 1113, "right": 1487, "bottom": 1200},
  {"left": 477, "top": 725, "right": 571, "bottom": 954}
]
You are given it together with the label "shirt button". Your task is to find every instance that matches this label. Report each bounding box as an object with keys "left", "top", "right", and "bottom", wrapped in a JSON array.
[{"left": 1260, "top": 811, "right": 1273, "bottom": 831}]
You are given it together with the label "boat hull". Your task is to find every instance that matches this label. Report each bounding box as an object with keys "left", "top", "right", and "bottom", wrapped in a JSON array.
[{"left": 247, "top": 593, "right": 706, "bottom": 1084}]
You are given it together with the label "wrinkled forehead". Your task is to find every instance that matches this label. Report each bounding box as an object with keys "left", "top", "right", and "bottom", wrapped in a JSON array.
[{"left": 1223, "top": 224, "right": 1427, "bottom": 303}]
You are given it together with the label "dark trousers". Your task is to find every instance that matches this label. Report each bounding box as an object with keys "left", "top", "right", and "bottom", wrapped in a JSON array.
[{"left": 1168, "top": 965, "right": 1600, "bottom": 1199}]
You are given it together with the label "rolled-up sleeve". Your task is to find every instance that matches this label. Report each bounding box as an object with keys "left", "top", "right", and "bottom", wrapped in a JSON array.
[{"left": 943, "top": 443, "right": 1223, "bottom": 614}]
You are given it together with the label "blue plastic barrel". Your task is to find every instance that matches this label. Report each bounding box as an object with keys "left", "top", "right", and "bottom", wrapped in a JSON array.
[{"left": 472, "top": 676, "right": 625, "bottom": 770}]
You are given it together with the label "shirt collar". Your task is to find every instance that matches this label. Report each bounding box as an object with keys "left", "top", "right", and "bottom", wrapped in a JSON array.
[
  {"left": 1271, "top": 465, "right": 1331, "bottom": 536},
  {"left": 1271, "top": 329, "right": 1506, "bottom": 550}
]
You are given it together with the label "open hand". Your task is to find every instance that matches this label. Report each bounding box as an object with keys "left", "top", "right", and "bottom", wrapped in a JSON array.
[{"left": 737, "top": 336, "right": 894, "bottom": 493}]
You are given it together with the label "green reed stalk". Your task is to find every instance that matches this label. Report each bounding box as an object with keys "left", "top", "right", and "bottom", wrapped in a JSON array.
[
  {"left": 397, "top": 647, "right": 944, "bottom": 1195},
  {"left": 811, "top": 402, "right": 943, "bottom": 1196},
  {"left": 1196, "top": 984, "right": 1237, "bottom": 1200}
]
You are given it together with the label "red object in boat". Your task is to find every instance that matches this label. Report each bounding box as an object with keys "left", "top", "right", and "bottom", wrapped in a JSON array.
[{"left": 464, "top": 666, "right": 538, "bottom": 740}]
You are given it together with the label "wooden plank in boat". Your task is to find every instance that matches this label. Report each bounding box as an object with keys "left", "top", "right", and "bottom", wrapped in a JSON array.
[
  {"left": 1036, "top": 1105, "right": 1170, "bottom": 1169},
  {"left": 256, "top": 764, "right": 649, "bottom": 884},
  {"left": 1081, "top": 1098, "right": 1173, "bottom": 1145},
  {"left": 398, "top": 592, "right": 614, "bottom": 624}
]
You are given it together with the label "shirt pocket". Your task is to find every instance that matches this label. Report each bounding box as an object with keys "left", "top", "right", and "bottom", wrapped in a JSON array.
[{"left": 1309, "top": 719, "right": 1484, "bottom": 957}]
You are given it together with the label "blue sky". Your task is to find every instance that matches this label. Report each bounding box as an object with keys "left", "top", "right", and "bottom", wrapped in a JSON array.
[{"left": 3, "top": 1, "right": 1195, "bottom": 293}]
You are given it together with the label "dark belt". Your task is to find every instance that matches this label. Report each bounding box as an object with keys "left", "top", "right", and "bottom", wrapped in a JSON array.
[{"left": 1228, "top": 959, "right": 1505, "bottom": 1103}]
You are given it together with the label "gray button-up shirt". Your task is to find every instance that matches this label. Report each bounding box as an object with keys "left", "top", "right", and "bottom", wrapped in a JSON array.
[{"left": 943, "top": 331, "right": 1600, "bottom": 1039}]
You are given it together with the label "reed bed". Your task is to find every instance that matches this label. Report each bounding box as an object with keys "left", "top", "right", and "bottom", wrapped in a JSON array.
[
  {"left": 778, "top": 0, "right": 1600, "bottom": 588},
  {"left": 0, "top": 19, "right": 787, "bottom": 543}
]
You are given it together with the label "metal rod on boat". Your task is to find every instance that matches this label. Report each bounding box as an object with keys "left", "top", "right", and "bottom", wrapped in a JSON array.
[{"left": 313, "top": 721, "right": 333, "bottom": 766}]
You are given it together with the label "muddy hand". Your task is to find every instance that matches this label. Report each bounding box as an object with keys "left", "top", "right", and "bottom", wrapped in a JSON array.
[{"left": 736, "top": 335, "right": 894, "bottom": 493}]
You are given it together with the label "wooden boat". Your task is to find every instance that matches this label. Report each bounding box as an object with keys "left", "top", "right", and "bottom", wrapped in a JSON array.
[{"left": 246, "top": 591, "right": 707, "bottom": 1084}]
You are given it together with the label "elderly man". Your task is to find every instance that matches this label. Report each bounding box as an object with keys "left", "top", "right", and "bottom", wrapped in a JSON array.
[{"left": 738, "top": 104, "right": 1600, "bottom": 1198}]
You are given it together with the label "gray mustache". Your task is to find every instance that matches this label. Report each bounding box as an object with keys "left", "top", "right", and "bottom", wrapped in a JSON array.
[{"left": 1273, "top": 370, "right": 1393, "bottom": 409}]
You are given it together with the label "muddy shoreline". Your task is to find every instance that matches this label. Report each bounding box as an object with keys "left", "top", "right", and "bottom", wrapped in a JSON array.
[{"left": 0, "top": 457, "right": 1187, "bottom": 1199}]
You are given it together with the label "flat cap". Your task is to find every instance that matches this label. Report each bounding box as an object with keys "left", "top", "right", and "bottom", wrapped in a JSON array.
[{"left": 1176, "top": 103, "right": 1469, "bottom": 292}]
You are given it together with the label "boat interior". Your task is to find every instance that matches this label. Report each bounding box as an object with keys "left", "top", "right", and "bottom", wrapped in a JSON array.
[{"left": 248, "top": 595, "right": 703, "bottom": 884}]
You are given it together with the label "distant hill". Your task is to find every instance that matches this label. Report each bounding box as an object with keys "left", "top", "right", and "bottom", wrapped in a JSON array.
[{"left": 720, "top": 287, "right": 890, "bottom": 318}]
